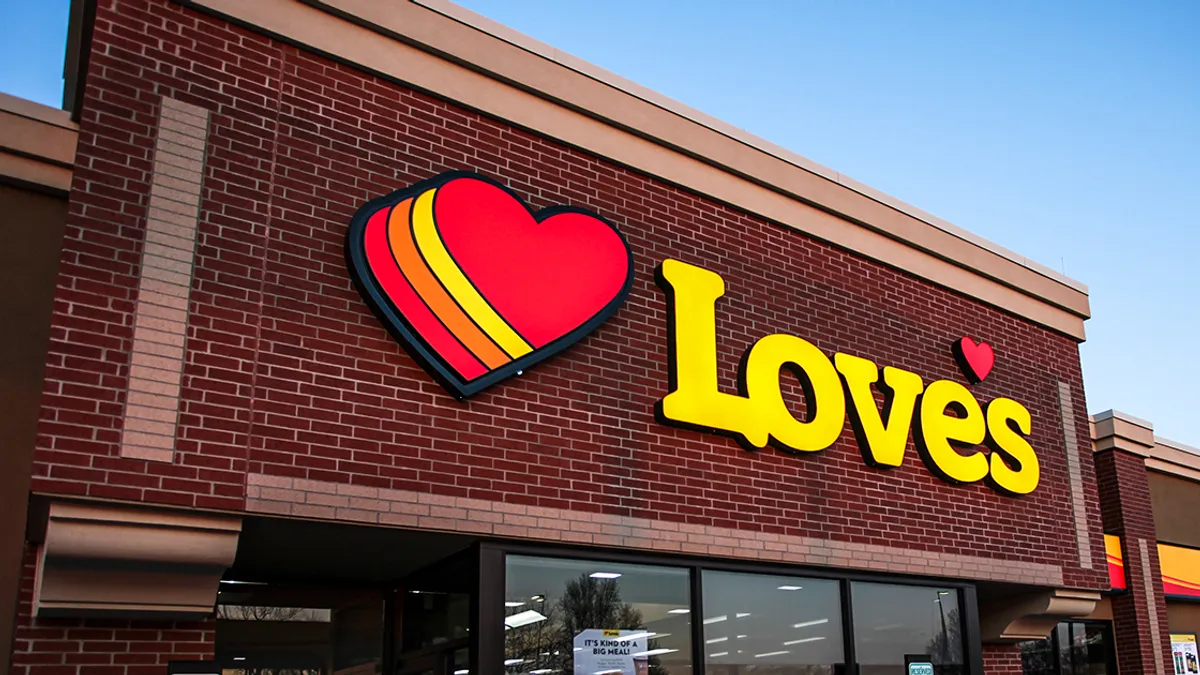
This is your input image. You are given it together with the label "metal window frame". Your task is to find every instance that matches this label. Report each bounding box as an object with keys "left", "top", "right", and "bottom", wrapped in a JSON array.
[{"left": 483, "top": 540, "right": 984, "bottom": 675}]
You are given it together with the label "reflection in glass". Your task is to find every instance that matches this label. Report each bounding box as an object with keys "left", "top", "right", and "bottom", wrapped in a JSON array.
[
  {"left": 1019, "top": 633, "right": 1055, "bottom": 675},
  {"left": 504, "top": 556, "right": 693, "bottom": 675},
  {"left": 851, "top": 582, "right": 963, "bottom": 675},
  {"left": 701, "top": 571, "right": 842, "bottom": 675},
  {"left": 215, "top": 583, "right": 384, "bottom": 675},
  {"left": 1018, "top": 621, "right": 1114, "bottom": 675}
]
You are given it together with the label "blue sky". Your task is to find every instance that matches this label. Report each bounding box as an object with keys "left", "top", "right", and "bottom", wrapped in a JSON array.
[{"left": 2, "top": 0, "right": 1197, "bottom": 442}]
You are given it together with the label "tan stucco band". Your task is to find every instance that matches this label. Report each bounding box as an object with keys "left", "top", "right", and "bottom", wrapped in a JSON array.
[
  {"left": 182, "top": 0, "right": 1090, "bottom": 339},
  {"left": 0, "top": 92, "right": 77, "bottom": 194},
  {"left": 246, "top": 473, "right": 1067, "bottom": 587}
]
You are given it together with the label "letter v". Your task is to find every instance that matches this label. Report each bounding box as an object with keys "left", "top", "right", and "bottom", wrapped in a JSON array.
[{"left": 834, "top": 353, "right": 924, "bottom": 468}]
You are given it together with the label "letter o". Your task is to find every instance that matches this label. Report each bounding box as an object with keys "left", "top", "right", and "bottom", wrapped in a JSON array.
[{"left": 743, "top": 334, "right": 845, "bottom": 452}]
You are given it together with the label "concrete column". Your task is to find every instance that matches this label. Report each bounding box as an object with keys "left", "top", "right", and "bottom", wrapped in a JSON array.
[{"left": 1092, "top": 410, "right": 1172, "bottom": 675}]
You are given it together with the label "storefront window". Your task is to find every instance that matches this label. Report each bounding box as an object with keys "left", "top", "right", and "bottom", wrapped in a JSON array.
[
  {"left": 1018, "top": 622, "right": 1114, "bottom": 675},
  {"left": 504, "top": 555, "right": 693, "bottom": 675},
  {"left": 701, "top": 570, "right": 843, "bottom": 675},
  {"left": 215, "top": 582, "right": 384, "bottom": 675},
  {"left": 851, "top": 582, "right": 964, "bottom": 675}
]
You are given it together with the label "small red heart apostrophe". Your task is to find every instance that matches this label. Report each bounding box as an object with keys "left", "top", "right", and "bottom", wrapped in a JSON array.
[
  {"left": 954, "top": 336, "right": 995, "bottom": 383},
  {"left": 345, "top": 171, "right": 634, "bottom": 399}
]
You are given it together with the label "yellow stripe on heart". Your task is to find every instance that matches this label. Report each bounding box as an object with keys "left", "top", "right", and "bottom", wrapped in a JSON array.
[{"left": 411, "top": 188, "right": 533, "bottom": 359}]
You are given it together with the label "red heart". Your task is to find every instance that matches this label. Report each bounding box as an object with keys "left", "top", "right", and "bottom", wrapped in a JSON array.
[
  {"left": 955, "top": 337, "right": 994, "bottom": 383},
  {"left": 435, "top": 177, "right": 630, "bottom": 349},
  {"left": 346, "top": 171, "right": 633, "bottom": 398}
]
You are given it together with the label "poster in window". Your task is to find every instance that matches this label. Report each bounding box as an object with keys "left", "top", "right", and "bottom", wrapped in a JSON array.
[
  {"left": 1172, "top": 633, "right": 1199, "bottom": 675},
  {"left": 573, "top": 629, "right": 650, "bottom": 675}
]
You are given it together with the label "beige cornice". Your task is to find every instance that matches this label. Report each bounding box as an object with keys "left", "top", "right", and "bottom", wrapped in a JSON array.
[
  {"left": 979, "top": 588, "right": 1102, "bottom": 642},
  {"left": 1147, "top": 435, "right": 1200, "bottom": 482},
  {"left": 33, "top": 502, "right": 240, "bottom": 619},
  {"left": 1091, "top": 409, "right": 1155, "bottom": 457},
  {"left": 179, "top": 0, "right": 1090, "bottom": 339},
  {"left": 0, "top": 92, "right": 77, "bottom": 194}
]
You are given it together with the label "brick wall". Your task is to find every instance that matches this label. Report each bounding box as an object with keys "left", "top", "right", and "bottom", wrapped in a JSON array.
[
  {"left": 1095, "top": 449, "right": 1173, "bottom": 674},
  {"left": 24, "top": 1, "right": 1110, "bottom": 672},
  {"left": 35, "top": 0, "right": 1108, "bottom": 584},
  {"left": 980, "top": 644, "right": 1023, "bottom": 675}
]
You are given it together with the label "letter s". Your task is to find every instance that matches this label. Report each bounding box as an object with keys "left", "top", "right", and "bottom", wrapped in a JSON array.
[{"left": 985, "top": 397, "right": 1040, "bottom": 495}]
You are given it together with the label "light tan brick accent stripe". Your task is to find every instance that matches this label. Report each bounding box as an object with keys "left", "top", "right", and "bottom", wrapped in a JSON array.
[
  {"left": 1139, "top": 538, "right": 1166, "bottom": 675},
  {"left": 1058, "top": 381, "right": 1093, "bottom": 569},
  {"left": 246, "top": 473, "right": 1064, "bottom": 586},
  {"left": 118, "top": 97, "right": 210, "bottom": 463}
]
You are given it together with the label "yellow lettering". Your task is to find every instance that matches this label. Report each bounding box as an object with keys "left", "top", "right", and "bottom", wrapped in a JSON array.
[
  {"left": 834, "top": 353, "right": 924, "bottom": 468},
  {"left": 916, "top": 380, "right": 988, "bottom": 484},
  {"left": 985, "top": 397, "right": 1040, "bottom": 495},
  {"left": 744, "top": 334, "right": 845, "bottom": 453},
  {"left": 655, "top": 259, "right": 765, "bottom": 447}
]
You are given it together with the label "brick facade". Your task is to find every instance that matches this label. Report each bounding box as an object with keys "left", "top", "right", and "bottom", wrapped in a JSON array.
[
  {"left": 1094, "top": 449, "right": 1174, "bottom": 674},
  {"left": 19, "top": 0, "right": 1112, "bottom": 674}
]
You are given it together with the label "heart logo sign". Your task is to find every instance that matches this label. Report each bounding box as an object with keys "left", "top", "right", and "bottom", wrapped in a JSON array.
[
  {"left": 346, "top": 171, "right": 634, "bottom": 398},
  {"left": 953, "top": 336, "right": 995, "bottom": 383}
]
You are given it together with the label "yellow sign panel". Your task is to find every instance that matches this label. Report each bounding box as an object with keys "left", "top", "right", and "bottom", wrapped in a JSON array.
[{"left": 656, "top": 259, "right": 1040, "bottom": 495}]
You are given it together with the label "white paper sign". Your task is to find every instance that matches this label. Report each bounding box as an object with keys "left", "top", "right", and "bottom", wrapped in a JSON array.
[{"left": 573, "top": 629, "right": 649, "bottom": 675}]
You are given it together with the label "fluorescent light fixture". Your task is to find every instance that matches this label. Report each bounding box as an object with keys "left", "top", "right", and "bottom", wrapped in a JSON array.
[
  {"left": 632, "top": 649, "right": 677, "bottom": 658},
  {"left": 736, "top": 635, "right": 747, "bottom": 639},
  {"left": 755, "top": 651, "right": 791, "bottom": 658},
  {"left": 219, "top": 580, "right": 267, "bottom": 585},
  {"left": 938, "top": 591, "right": 951, "bottom": 596},
  {"left": 504, "top": 659, "right": 525, "bottom": 666},
  {"left": 590, "top": 572, "right": 622, "bottom": 579},
  {"left": 530, "top": 670, "right": 555, "bottom": 674},
  {"left": 792, "top": 619, "right": 829, "bottom": 629},
  {"left": 454, "top": 671, "right": 469, "bottom": 675},
  {"left": 706, "top": 637, "right": 728, "bottom": 644},
  {"left": 735, "top": 613, "right": 751, "bottom": 618},
  {"left": 504, "top": 610, "right": 547, "bottom": 629},
  {"left": 709, "top": 652, "right": 729, "bottom": 658},
  {"left": 703, "top": 615, "right": 728, "bottom": 625},
  {"left": 233, "top": 658, "right": 246, "bottom": 662},
  {"left": 505, "top": 602, "right": 525, "bottom": 607},
  {"left": 783, "top": 637, "right": 827, "bottom": 646},
  {"left": 667, "top": 608, "right": 690, "bottom": 614},
  {"left": 776, "top": 585, "right": 803, "bottom": 591},
  {"left": 531, "top": 595, "right": 544, "bottom": 601}
]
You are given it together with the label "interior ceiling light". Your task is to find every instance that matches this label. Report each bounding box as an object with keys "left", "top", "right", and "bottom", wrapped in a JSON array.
[
  {"left": 589, "top": 572, "right": 622, "bottom": 579},
  {"left": 703, "top": 615, "right": 728, "bottom": 625},
  {"left": 735, "top": 613, "right": 751, "bottom": 618},
  {"left": 632, "top": 649, "right": 677, "bottom": 658},
  {"left": 667, "top": 608, "right": 690, "bottom": 614},
  {"left": 776, "top": 585, "right": 803, "bottom": 591},
  {"left": 710, "top": 652, "right": 729, "bottom": 658},
  {"left": 783, "top": 637, "right": 827, "bottom": 646},
  {"left": 505, "top": 602, "right": 525, "bottom": 607},
  {"left": 705, "top": 637, "right": 728, "bottom": 645},
  {"left": 755, "top": 651, "right": 791, "bottom": 658},
  {"left": 504, "top": 610, "right": 547, "bottom": 629},
  {"left": 792, "top": 619, "right": 829, "bottom": 629}
]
